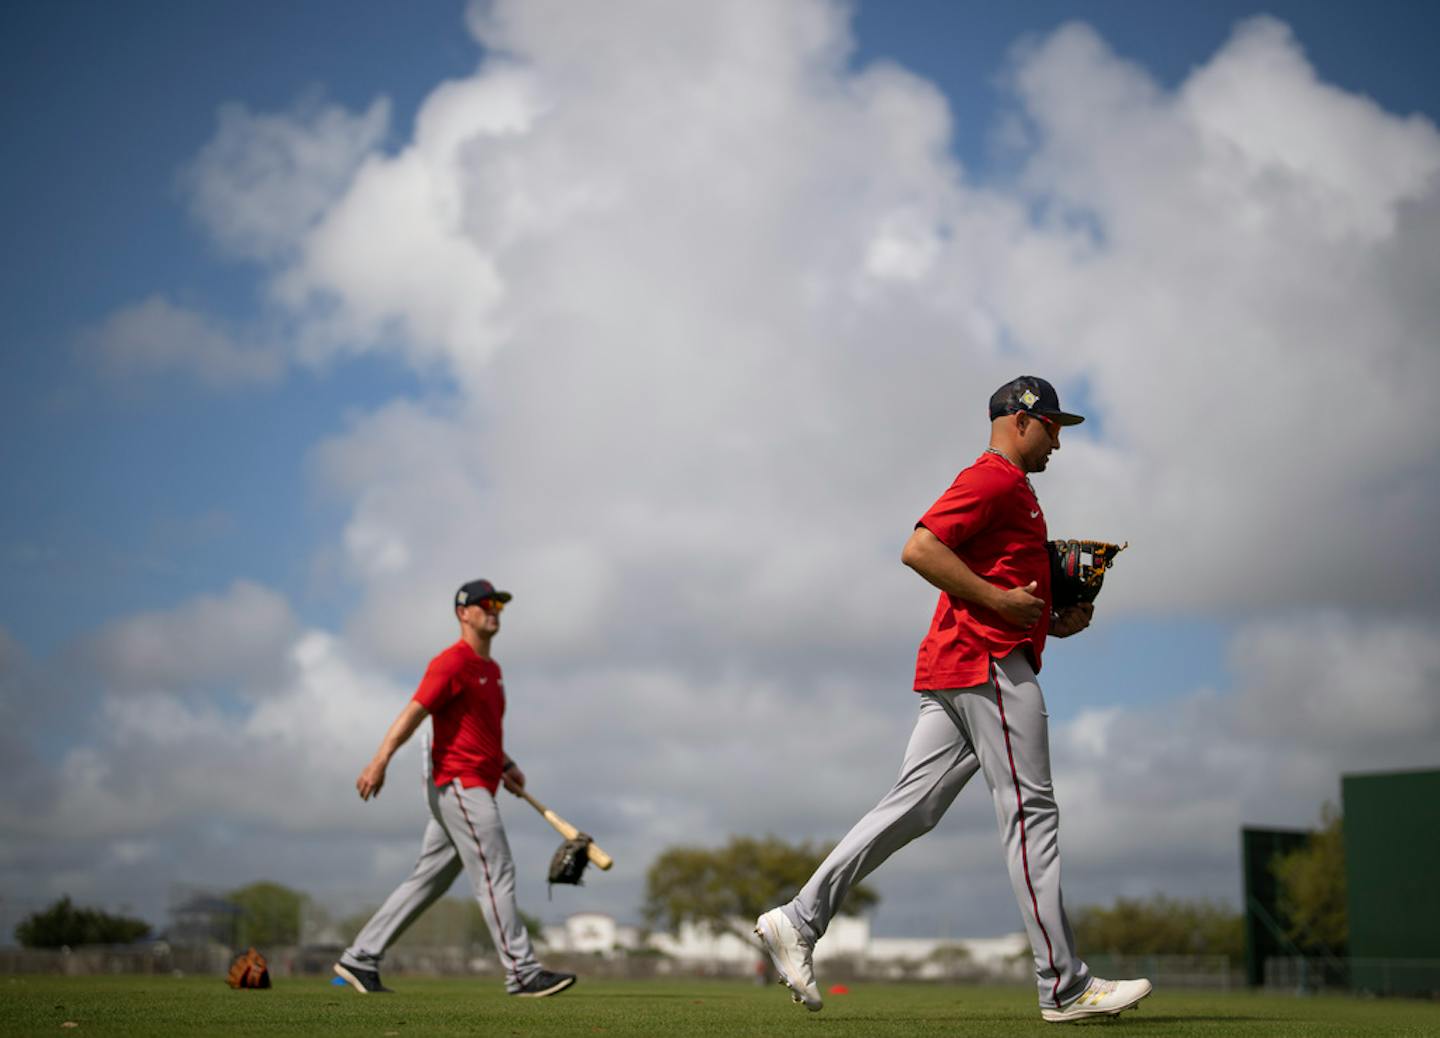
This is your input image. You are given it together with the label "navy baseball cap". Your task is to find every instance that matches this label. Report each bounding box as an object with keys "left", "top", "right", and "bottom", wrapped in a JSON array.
[
  {"left": 988, "top": 375, "right": 1084, "bottom": 426},
  {"left": 455, "top": 579, "right": 512, "bottom": 608}
]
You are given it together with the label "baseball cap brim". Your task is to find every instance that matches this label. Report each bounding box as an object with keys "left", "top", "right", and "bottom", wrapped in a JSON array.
[
  {"left": 1042, "top": 410, "right": 1085, "bottom": 426},
  {"left": 455, "top": 580, "right": 514, "bottom": 607}
]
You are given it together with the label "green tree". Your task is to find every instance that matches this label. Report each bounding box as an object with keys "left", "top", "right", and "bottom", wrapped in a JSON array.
[
  {"left": 228, "top": 881, "right": 306, "bottom": 948},
  {"left": 643, "top": 835, "right": 879, "bottom": 945},
  {"left": 1271, "top": 802, "right": 1347, "bottom": 954},
  {"left": 15, "top": 896, "right": 151, "bottom": 948},
  {"left": 1072, "top": 894, "right": 1244, "bottom": 962}
]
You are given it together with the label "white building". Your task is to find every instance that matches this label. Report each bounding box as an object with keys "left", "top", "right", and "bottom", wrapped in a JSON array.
[
  {"left": 542, "top": 911, "right": 1028, "bottom": 979},
  {"left": 540, "top": 912, "right": 644, "bottom": 956}
]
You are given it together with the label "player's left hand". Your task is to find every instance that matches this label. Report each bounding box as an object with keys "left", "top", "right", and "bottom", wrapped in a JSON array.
[
  {"left": 357, "top": 759, "right": 388, "bottom": 801},
  {"left": 502, "top": 763, "right": 527, "bottom": 796},
  {"left": 1050, "top": 602, "right": 1094, "bottom": 638}
]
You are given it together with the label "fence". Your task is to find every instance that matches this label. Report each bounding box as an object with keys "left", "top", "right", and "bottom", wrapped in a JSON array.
[
  {"left": 0, "top": 944, "right": 673, "bottom": 981},
  {"left": 1264, "top": 956, "right": 1440, "bottom": 998},
  {"left": 0, "top": 946, "right": 1230, "bottom": 987},
  {"left": 4, "top": 946, "right": 1437, "bottom": 997},
  {"left": 0, "top": 943, "right": 232, "bottom": 977},
  {"left": 1086, "top": 954, "right": 1240, "bottom": 990}
]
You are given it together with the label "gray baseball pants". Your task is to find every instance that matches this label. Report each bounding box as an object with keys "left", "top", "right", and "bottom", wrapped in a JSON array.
[
  {"left": 780, "top": 649, "right": 1090, "bottom": 1009},
  {"left": 340, "top": 777, "right": 541, "bottom": 991}
]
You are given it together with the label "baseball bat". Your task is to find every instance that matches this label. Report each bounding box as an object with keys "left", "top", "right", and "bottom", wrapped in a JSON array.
[{"left": 518, "top": 789, "right": 614, "bottom": 870}]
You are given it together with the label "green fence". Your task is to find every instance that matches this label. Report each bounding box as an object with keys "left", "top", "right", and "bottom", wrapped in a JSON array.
[{"left": 1263, "top": 956, "right": 1440, "bottom": 998}]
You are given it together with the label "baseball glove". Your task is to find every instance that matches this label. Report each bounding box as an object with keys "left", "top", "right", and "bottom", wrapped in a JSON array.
[
  {"left": 548, "top": 835, "right": 593, "bottom": 891},
  {"left": 226, "top": 947, "right": 271, "bottom": 990},
  {"left": 1048, "top": 539, "right": 1127, "bottom": 610}
]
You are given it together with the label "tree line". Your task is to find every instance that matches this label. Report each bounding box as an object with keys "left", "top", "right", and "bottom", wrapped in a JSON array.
[{"left": 15, "top": 811, "right": 1344, "bottom": 961}]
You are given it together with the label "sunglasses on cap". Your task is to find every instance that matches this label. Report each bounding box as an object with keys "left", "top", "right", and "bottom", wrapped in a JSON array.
[{"left": 469, "top": 598, "right": 506, "bottom": 613}]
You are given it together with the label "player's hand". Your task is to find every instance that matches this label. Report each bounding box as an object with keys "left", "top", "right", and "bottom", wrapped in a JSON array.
[
  {"left": 1050, "top": 602, "right": 1094, "bottom": 638},
  {"left": 993, "top": 581, "right": 1046, "bottom": 629},
  {"left": 357, "top": 759, "right": 388, "bottom": 801},
  {"left": 502, "top": 763, "right": 527, "bottom": 796}
]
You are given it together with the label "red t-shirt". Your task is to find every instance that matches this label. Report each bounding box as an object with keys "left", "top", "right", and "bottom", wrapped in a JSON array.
[
  {"left": 412, "top": 641, "right": 506, "bottom": 792},
  {"left": 913, "top": 452, "right": 1052, "bottom": 690}
]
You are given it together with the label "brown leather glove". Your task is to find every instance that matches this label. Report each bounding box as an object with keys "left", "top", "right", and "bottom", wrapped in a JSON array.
[{"left": 226, "top": 947, "right": 271, "bottom": 989}]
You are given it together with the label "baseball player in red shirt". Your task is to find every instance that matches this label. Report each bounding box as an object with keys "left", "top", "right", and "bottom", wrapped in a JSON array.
[
  {"left": 334, "top": 579, "right": 576, "bottom": 998},
  {"left": 756, "top": 377, "right": 1152, "bottom": 1023}
]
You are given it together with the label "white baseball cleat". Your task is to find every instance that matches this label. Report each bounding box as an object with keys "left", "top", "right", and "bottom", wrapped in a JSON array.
[
  {"left": 754, "top": 908, "right": 822, "bottom": 1012},
  {"left": 1041, "top": 976, "right": 1152, "bottom": 1022}
]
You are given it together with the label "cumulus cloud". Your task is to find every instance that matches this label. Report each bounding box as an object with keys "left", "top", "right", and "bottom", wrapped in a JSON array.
[
  {"left": 48, "top": 629, "right": 403, "bottom": 840},
  {"left": 996, "top": 17, "right": 1440, "bottom": 609},
  {"left": 180, "top": 95, "right": 391, "bottom": 261},
  {"left": 1226, "top": 613, "right": 1440, "bottom": 760},
  {"left": 0, "top": 627, "right": 57, "bottom": 830},
  {"left": 1046, "top": 612, "right": 1440, "bottom": 909},
  {"left": 0, "top": 622, "right": 429, "bottom": 926},
  {"left": 247, "top": 4, "right": 1440, "bottom": 646},
  {"left": 271, "top": 0, "right": 1017, "bottom": 686},
  {"left": 86, "top": 579, "right": 300, "bottom": 694},
  {"left": 83, "top": 295, "right": 286, "bottom": 386},
  {"left": 20, "top": 0, "right": 1440, "bottom": 935}
]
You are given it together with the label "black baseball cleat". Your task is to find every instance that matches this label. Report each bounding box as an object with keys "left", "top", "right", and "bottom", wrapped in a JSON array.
[
  {"left": 334, "top": 962, "right": 394, "bottom": 994},
  {"left": 511, "top": 969, "right": 577, "bottom": 998}
]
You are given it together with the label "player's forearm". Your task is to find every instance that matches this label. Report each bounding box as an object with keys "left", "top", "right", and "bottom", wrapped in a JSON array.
[
  {"left": 902, "top": 527, "right": 1004, "bottom": 610},
  {"left": 372, "top": 701, "right": 429, "bottom": 765}
]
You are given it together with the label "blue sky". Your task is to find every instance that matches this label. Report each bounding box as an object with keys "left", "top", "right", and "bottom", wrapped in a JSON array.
[{"left": 3, "top": 0, "right": 1438, "bottom": 942}]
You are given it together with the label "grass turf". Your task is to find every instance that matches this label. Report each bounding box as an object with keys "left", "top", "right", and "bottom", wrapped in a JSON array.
[{"left": 3, "top": 975, "right": 1437, "bottom": 1037}]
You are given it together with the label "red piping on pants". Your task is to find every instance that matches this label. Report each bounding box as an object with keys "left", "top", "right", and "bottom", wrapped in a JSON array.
[
  {"left": 993, "top": 659, "right": 1061, "bottom": 1006},
  {"left": 453, "top": 780, "right": 518, "bottom": 975}
]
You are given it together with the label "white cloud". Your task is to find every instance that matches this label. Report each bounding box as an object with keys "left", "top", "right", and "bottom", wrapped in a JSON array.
[
  {"left": 83, "top": 295, "right": 285, "bottom": 386},
  {"left": 87, "top": 579, "right": 299, "bottom": 693},
  {"left": 181, "top": 95, "right": 391, "bottom": 261},
  {"left": 31, "top": 629, "right": 407, "bottom": 843},
  {"left": 271, "top": 69, "right": 541, "bottom": 370},
  {"left": 1182, "top": 18, "right": 1439, "bottom": 243},
  {"left": 307, "top": 399, "right": 506, "bottom": 664},
  {"left": 0, "top": 626, "right": 58, "bottom": 829},
  {"left": 1227, "top": 613, "right": 1440, "bottom": 758},
  {"left": 996, "top": 16, "right": 1440, "bottom": 610},
  {"left": 254, "top": 3, "right": 1440, "bottom": 639},
  {"left": 1045, "top": 612, "right": 1440, "bottom": 907}
]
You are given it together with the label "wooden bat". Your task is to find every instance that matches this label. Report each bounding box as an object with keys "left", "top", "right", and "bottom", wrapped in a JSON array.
[{"left": 518, "top": 789, "right": 614, "bottom": 870}]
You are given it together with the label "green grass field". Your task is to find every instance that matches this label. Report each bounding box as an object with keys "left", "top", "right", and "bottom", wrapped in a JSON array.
[{"left": 3, "top": 976, "right": 1437, "bottom": 1037}]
